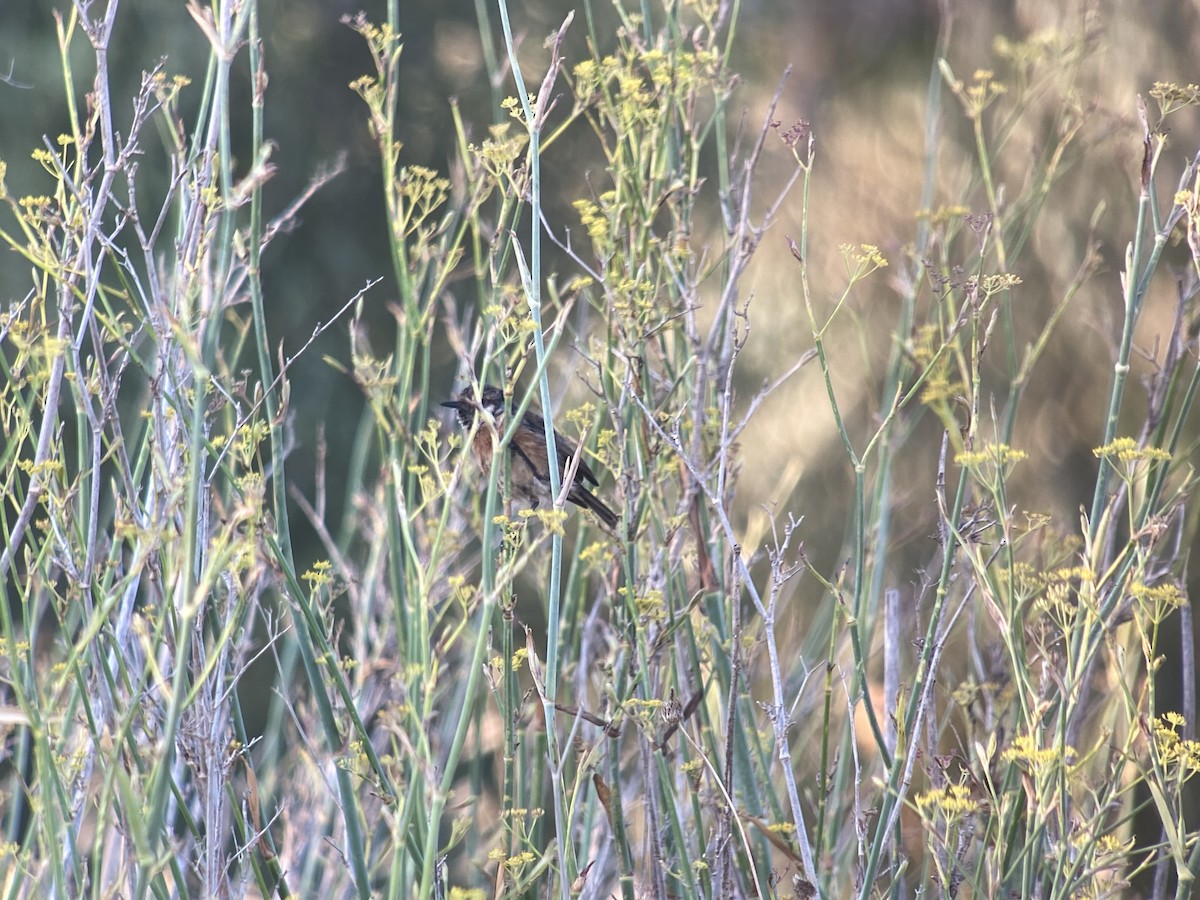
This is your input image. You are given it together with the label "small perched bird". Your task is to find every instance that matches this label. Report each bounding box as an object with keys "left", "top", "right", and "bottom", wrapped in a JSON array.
[{"left": 441, "top": 384, "right": 619, "bottom": 529}]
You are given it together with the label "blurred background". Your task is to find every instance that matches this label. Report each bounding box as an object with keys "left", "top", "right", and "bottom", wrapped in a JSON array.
[{"left": 1, "top": 0, "right": 1198, "bottom": 568}]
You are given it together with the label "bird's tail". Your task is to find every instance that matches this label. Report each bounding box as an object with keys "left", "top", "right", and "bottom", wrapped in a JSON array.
[{"left": 571, "top": 485, "right": 619, "bottom": 529}]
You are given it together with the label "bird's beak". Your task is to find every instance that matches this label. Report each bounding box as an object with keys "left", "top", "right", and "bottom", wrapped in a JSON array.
[{"left": 440, "top": 398, "right": 469, "bottom": 411}]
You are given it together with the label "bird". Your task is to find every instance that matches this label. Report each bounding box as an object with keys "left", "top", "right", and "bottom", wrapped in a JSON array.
[{"left": 441, "top": 383, "right": 619, "bottom": 529}]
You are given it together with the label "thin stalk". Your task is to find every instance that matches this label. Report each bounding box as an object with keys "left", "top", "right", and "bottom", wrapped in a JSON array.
[{"left": 494, "top": 2, "right": 576, "bottom": 893}]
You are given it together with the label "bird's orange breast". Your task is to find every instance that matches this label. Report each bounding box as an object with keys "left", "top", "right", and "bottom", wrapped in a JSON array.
[{"left": 471, "top": 429, "right": 495, "bottom": 475}]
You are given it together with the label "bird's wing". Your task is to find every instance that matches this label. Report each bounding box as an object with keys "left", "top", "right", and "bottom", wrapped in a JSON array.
[
  {"left": 559, "top": 435, "right": 601, "bottom": 487},
  {"left": 522, "top": 410, "right": 600, "bottom": 486}
]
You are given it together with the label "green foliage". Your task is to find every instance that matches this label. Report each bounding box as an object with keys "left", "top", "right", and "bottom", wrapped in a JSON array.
[{"left": 1, "top": 1, "right": 1198, "bottom": 899}]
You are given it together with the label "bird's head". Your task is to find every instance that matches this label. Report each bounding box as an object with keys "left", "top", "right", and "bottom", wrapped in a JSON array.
[{"left": 441, "top": 383, "right": 507, "bottom": 429}]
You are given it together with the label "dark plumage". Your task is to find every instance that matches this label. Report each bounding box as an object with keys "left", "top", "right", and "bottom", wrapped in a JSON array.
[{"left": 441, "top": 384, "right": 619, "bottom": 528}]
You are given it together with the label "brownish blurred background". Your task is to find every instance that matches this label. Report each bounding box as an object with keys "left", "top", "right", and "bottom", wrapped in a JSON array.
[{"left": 1, "top": 0, "right": 1197, "bottom": 571}]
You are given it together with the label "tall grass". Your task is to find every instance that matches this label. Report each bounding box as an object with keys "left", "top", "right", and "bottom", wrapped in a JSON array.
[{"left": 1, "top": 1, "right": 1198, "bottom": 898}]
